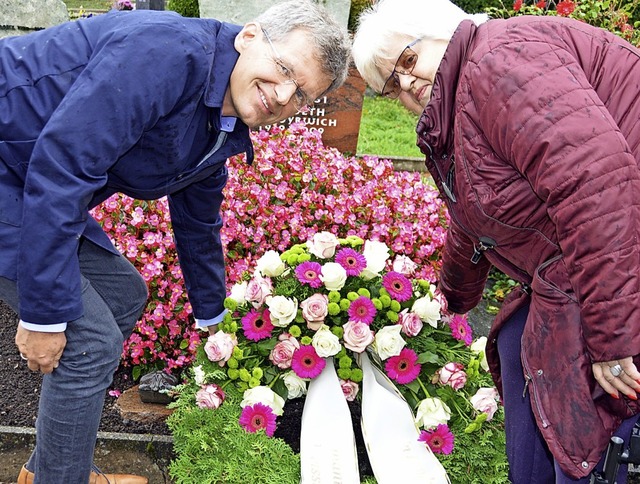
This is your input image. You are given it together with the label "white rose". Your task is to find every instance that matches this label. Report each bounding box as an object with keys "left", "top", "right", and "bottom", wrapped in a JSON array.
[
  {"left": 266, "top": 295, "right": 298, "bottom": 327},
  {"left": 411, "top": 296, "right": 441, "bottom": 328},
  {"left": 470, "top": 336, "right": 489, "bottom": 371},
  {"left": 241, "top": 386, "right": 285, "bottom": 416},
  {"left": 319, "top": 262, "right": 347, "bottom": 291},
  {"left": 392, "top": 254, "right": 418, "bottom": 276},
  {"left": 283, "top": 371, "right": 307, "bottom": 399},
  {"left": 415, "top": 397, "right": 451, "bottom": 430},
  {"left": 228, "top": 281, "right": 248, "bottom": 306},
  {"left": 360, "top": 240, "right": 390, "bottom": 280},
  {"left": 373, "top": 324, "right": 406, "bottom": 360},
  {"left": 193, "top": 364, "right": 205, "bottom": 386},
  {"left": 256, "top": 250, "right": 286, "bottom": 277},
  {"left": 307, "top": 232, "right": 340, "bottom": 259},
  {"left": 311, "top": 325, "right": 342, "bottom": 357}
]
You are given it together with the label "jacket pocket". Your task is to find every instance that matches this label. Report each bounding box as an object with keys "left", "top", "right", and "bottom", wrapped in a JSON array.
[{"left": 0, "top": 139, "right": 36, "bottom": 168}]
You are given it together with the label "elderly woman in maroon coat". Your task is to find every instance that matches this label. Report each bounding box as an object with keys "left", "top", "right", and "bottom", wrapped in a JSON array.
[{"left": 354, "top": 0, "right": 640, "bottom": 482}]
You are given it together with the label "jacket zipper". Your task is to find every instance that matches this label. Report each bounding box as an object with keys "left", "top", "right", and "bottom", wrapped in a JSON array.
[
  {"left": 427, "top": 148, "right": 532, "bottom": 284},
  {"left": 521, "top": 353, "right": 550, "bottom": 428},
  {"left": 471, "top": 236, "right": 496, "bottom": 264}
]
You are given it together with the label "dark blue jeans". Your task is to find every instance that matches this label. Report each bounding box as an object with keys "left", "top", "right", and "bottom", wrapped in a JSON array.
[
  {"left": 499, "top": 304, "right": 638, "bottom": 483},
  {"left": 0, "top": 239, "right": 148, "bottom": 483}
]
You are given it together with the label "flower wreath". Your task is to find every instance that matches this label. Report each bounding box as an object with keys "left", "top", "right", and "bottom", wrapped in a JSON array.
[{"left": 168, "top": 233, "right": 508, "bottom": 483}]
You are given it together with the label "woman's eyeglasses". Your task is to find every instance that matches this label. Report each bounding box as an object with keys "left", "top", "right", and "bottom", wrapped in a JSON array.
[{"left": 381, "top": 38, "right": 422, "bottom": 99}]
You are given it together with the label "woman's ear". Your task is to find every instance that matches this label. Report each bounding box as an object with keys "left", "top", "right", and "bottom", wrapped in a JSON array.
[{"left": 234, "top": 21, "right": 261, "bottom": 53}]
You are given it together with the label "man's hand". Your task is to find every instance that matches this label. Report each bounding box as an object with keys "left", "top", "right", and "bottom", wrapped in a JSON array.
[
  {"left": 15, "top": 325, "right": 66, "bottom": 374},
  {"left": 593, "top": 356, "right": 640, "bottom": 400},
  {"left": 207, "top": 325, "right": 218, "bottom": 336}
]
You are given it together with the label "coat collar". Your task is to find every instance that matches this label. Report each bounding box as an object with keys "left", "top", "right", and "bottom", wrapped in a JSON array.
[
  {"left": 202, "top": 21, "right": 254, "bottom": 164},
  {"left": 417, "top": 20, "right": 478, "bottom": 161},
  {"left": 203, "top": 21, "right": 242, "bottom": 108}
]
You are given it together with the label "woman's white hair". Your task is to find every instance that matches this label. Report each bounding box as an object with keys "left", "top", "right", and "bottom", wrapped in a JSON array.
[{"left": 352, "top": 0, "right": 488, "bottom": 92}]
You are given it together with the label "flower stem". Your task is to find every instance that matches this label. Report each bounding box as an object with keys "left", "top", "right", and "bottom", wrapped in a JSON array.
[{"left": 417, "top": 377, "right": 431, "bottom": 398}]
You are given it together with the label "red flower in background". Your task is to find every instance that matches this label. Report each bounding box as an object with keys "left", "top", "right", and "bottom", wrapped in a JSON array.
[
  {"left": 556, "top": 0, "right": 576, "bottom": 16},
  {"left": 513, "top": 0, "right": 523, "bottom": 11}
]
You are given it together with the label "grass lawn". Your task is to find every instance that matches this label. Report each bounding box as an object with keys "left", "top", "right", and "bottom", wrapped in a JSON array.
[
  {"left": 356, "top": 95, "right": 422, "bottom": 158},
  {"left": 64, "top": 0, "right": 111, "bottom": 9}
]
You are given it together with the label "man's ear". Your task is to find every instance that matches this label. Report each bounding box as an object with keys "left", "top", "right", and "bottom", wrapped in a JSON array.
[{"left": 234, "top": 22, "right": 261, "bottom": 53}]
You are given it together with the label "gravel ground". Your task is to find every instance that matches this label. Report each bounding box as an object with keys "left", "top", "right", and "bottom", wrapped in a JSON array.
[{"left": 0, "top": 300, "right": 169, "bottom": 436}]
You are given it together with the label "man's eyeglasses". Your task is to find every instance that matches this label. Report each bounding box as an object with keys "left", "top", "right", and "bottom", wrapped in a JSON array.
[
  {"left": 381, "top": 38, "right": 422, "bottom": 99},
  {"left": 262, "top": 28, "right": 311, "bottom": 111}
]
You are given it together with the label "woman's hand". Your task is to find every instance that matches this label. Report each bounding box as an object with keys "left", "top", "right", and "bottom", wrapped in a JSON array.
[{"left": 592, "top": 357, "right": 640, "bottom": 400}]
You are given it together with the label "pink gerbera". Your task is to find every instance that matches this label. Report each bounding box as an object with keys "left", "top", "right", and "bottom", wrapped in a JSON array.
[
  {"left": 347, "top": 296, "right": 377, "bottom": 325},
  {"left": 385, "top": 348, "right": 421, "bottom": 384},
  {"left": 382, "top": 271, "right": 413, "bottom": 302},
  {"left": 448, "top": 314, "right": 473, "bottom": 346},
  {"left": 239, "top": 403, "right": 277, "bottom": 437},
  {"left": 418, "top": 424, "right": 455, "bottom": 455},
  {"left": 335, "top": 248, "right": 367, "bottom": 276},
  {"left": 241, "top": 308, "right": 274, "bottom": 341},
  {"left": 291, "top": 345, "right": 326, "bottom": 379},
  {"left": 295, "top": 261, "right": 323, "bottom": 288}
]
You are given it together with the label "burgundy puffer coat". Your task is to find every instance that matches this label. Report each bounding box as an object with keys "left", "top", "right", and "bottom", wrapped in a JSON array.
[{"left": 417, "top": 17, "right": 640, "bottom": 478}]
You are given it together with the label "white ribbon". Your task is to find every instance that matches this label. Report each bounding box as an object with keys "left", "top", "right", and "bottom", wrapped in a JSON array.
[
  {"left": 300, "top": 356, "right": 360, "bottom": 484},
  {"left": 359, "top": 351, "right": 450, "bottom": 484}
]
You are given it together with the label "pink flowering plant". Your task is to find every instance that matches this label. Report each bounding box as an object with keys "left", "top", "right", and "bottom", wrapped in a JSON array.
[{"left": 169, "top": 232, "right": 507, "bottom": 483}]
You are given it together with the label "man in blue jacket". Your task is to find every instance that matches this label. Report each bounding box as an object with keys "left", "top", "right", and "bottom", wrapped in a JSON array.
[{"left": 0, "top": 1, "right": 350, "bottom": 482}]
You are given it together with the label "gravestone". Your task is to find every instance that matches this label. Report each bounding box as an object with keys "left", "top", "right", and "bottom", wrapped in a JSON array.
[
  {"left": 198, "top": 0, "right": 365, "bottom": 155},
  {"left": 136, "top": 0, "right": 166, "bottom": 10},
  {"left": 198, "top": 0, "right": 351, "bottom": 31},
  {"left": 0, "top": 0, "right": 69, "bottom": 38}
]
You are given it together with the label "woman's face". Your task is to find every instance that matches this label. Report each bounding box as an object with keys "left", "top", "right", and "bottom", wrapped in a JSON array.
[{"left": 378, "top": 35, "right": 449, "bottom": 115}]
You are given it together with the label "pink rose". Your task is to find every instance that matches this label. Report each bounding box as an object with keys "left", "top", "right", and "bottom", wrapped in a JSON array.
[
  {"left": 204, "top": 331, "right": 237, "bottom": 367},
  {"left": 269, "top": 333, "right": 300, "bottom": 369},
  {"left": 245, "top": 273, "right": 273, "bottom": 308},
  {"left": 398, "top": 309, "right": 423, "bottom": 337},
  {"left": 307, "top": 232, "right": 340, "bottom": 259},
  {"left": 392, "top": 254, "right": 417, "bottom": 276},
  {"left": 195, "top": 384, "right": 226, "bottom": 410},
  {"left": 470, "top": 387, "right": 500, "bottom": 421},
  {"left": 342, "top": 320, "right": 375, "bottom": 353},
  {"left": 340, "top": 379, "right": 359, "bottom": 402},
  {"left": 438, "top": 362, "right": 467, "bottom": 390},
  {"left": 300, "top": 293, "right": 329, "bottom": 331},
  {"left": 433, "top": 288, "right": 448, "bottom": 314}
]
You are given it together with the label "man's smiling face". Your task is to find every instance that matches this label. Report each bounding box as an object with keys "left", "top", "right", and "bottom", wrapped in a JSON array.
[{"left": 223, "top": 23, "right": 332, "bottom": 128}]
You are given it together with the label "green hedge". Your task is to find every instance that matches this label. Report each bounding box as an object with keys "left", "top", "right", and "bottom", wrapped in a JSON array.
[{"left": 166, "top": 0, "right": 199, "bottom": 17}]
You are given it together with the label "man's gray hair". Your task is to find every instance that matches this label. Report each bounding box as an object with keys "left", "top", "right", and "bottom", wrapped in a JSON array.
[
  {"left": 353, "top": 0, "right": 488, "bottom": 93},
  {"left": 256, "top": 0, "right": 351, "bottom": 94}
]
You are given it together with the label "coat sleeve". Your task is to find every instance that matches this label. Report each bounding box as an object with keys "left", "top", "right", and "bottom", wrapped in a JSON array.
[
  {"left": 17, "top": 24, "right": 207, "bottom": 325},
  {"left": 469, "top": 37, "right": 640, "bottom": 362},
  {"left": 168, "top": 166, "right": 228, "bottom": 321},
  {"left": 438, "top": 219, "right": 492, "bottom": 314}
]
